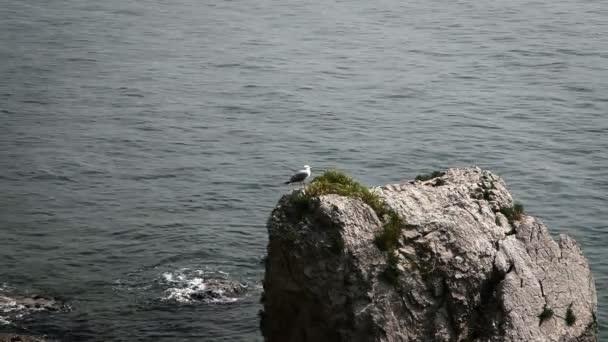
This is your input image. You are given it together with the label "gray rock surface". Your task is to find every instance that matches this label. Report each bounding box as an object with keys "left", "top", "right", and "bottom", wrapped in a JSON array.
[{"left": 261, "top": 167, "right": 597, "bottom": 342}]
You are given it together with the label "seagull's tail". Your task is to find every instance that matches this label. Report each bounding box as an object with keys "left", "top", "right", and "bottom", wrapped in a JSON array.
[{"left": 284, "top": 181, "right": 292, "bottom": 185}]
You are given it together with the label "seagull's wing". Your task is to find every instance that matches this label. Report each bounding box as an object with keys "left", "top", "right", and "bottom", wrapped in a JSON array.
[{"left": 287, "top": 170, "right": 309, "bottom": 183}]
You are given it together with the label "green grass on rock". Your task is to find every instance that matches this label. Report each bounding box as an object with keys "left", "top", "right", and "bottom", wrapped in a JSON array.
[
  {"left": 297, "top": 170, "right": 388, "bottom": 217},
  {"left": 538, "top": 304, "right": 554, "bottom": 325},
  {"left": 415, "top": 171, "right": 446, "bottom": 182},
  {"left": 565, "top": 303, "right": 576, "bottom": 326},
  {"left": 374, "top": 211, "right": 405, "bottom": 252},
  {"left": 500, "top": 202, "right": 525, "bottom": 223},
  {"left": 288, "top": 170, "right": 406, "bottom": 282}
]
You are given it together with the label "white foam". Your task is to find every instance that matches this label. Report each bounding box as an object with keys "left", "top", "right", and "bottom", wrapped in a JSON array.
[
  {"left": 0, "top": 287, "right": 13, "bottom": 325},
  {"left": 0, "top": 316, "right": 11, "bottom": 325},
  {"left": 0, "top": 295, "right": 21, "bottom": 312},
  {"left": 0, "top": 295, "right": 25, "bottom": 326},
  {"left": 160, "top": 269, "right": 243, "bottom": 304}
]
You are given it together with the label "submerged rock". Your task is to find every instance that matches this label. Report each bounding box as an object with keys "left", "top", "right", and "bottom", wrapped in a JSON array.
[
  {"left": 0, "top": 293, "right": 66, "bottom": 327},
  {"left": 159, "top": 269, "right": 248, "bottom": 304},
  {"left": 0, "top": 333, "right": 48, "bottom": 342},
  {"left": 261, "top": 167, "right": 597, "bottom": 342},
  {"left": 0, "top": 295, "right": 64, "bottom": 313},
  {"left": 187, "top": 278, "right": 248, "bottom": 303}
]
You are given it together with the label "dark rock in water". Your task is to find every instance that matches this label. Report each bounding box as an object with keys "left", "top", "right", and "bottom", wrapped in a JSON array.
[
  {"left": 0, "top": 293, "right": 67, "bottom": 336},
  {"left": 261, "top": 167, "right": 598, "bottom": 342},
  {"left": 0, "top": 295, "right": 65, "bottom": 341},
  {"left": 0, "top": 333, "right": 48, "bottom": 342},
  {"left": 0, "top": 295, "right": 64, "bottom": 313},
  {"left": 187, "top": 279, "right": 247, "bottom": 303}
]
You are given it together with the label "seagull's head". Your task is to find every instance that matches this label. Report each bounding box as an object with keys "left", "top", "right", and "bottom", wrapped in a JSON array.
[{"left": 304, "top": 165, "right": 310, "bottom": 170}]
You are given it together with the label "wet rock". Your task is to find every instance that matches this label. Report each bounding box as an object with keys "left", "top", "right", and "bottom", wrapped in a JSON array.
[
  {"left": 188, "top": 279, "right": 247, "bottom": 302},
  {"left": 261, "top": 167, "right": 597, "bottom": 342},
  {"left": 0, "top": 295, "right": 64, "bottom": 312},
  {"left": 0, "top": 333, "right": 48, "bottom": 342}
]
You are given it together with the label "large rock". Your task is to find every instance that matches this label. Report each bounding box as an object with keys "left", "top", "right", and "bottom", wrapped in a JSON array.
[{"left": 261, "top": 167, "right": 597, "bottom": 342}]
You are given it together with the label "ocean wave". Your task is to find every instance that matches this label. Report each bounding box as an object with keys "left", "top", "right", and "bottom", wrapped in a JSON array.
[
  {"left": 159, "top": 269, "right": 248, "bottom": 304},
  {"left": 0, "top": 285, "right": 67, "bottom": 326}
]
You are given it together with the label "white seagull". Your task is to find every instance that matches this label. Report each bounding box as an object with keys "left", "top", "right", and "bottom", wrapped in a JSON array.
[{"left": 284, "top": 165, "right": 311, "bottom": 186}]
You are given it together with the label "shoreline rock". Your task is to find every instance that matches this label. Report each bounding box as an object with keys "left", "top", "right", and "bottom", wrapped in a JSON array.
[
  {"left": 0, "top": 333, "right": 48, "bottom": 342},
  {"left": 0, "top": 295, "right": 64, "bottom": 313},
  {"left": 261, "top": 167, "right": 597, "bottom": 341},
  {"left": 0, "top": 294, "right": 66, "bottom": 342}
]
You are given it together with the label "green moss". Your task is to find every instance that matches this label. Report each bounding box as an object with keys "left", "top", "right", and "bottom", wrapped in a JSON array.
[
  {"left": 380, "top": 250, "right": 401, "bottom": 285},
  {"left": 375, "top": 212, "right": 407, "bottom": 286},
  {"left": 566, "top": 303, "right": 576, "bottom": 326},
  {"left": 287, "top": 169, "right": 407, "bottom": 283},
  {"left": 538, "top": 304, "right": 554, "bottom": 325},
  {"left": 483, "top": 189, "right": 492, "bottom": 201},
  {"left": 291, "top": 169, "right": 388, "bottom": 217},
  {"left": 499, "top": 202, "right": 524, "bottom": 223},
  {"left": 513, "top": 202, "right": 524, "bottom": 216},
  {"left": 415, "top": 170, "right": 446, "bottom": 182},
  {"left": 374, "top": 211, "right": 405, "bottom": 251}
]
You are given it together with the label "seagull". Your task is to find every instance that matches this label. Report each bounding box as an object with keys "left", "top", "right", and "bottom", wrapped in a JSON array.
[{"left": 284, "top": 165, "right": 311, "bottom": 186}]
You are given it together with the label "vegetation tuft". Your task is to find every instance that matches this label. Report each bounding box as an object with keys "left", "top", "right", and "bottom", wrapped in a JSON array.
[
  {"left": 499, "top": 202, "right": 524, "bottom": 224},
  {"left": 287, "top": 169, "right": 406, "bottom": 283},
  {"left": 483, "top": 189, "right": 492, "bottom": 201},
  {"left": 290, "top": 169, "right": 388, "bottom": 217},
  {"left": 538, "top": 304, "right": 554, "bottom": 326},
  {"left": 374, "top": 211, "right": 405, "bottom": 252},
  {"left": 415, "top": 170, "right": 446, "bottom": 182},
  {"left": 565, "top": 303, "right": 576, "bottom": 326},
  {"left": 380, "top": 250, "right": 402, "bottom": 285}
]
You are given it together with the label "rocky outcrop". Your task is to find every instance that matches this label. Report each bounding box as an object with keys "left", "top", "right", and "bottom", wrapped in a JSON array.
[
  {"left": 187, "top": 278, "right": 248, "bottom": 303},
  {"left": 0, "top": 294, "right": 65, "bottom": 342},
  {"left": 0, "top": 333, "right": 48, "bottom": 342},
  {"left": 0, "top": 295, "right": 64, "bottom": 313},
  {"left": 261, "top": 167, "right": 597, "bottom": 342}
]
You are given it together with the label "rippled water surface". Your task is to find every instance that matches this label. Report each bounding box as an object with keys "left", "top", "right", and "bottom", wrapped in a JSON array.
[{"left": 1, "top": 0, "right": 607, "bottom": 340}]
